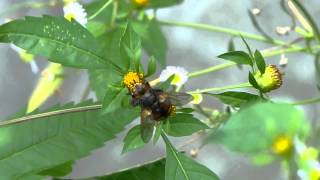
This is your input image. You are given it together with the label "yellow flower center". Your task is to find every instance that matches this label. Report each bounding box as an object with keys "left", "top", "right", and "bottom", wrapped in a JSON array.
[
  {"left": 272, "top": 136, "right": 292, "bottom": 155},
  {"left": 132, "top": 0, "right": 149, "bottom": 7},
  {"left": 254, "top": 65, "right": 282, "bottom": 92},
  {"left": 171, "top": 74, "right": 181, "bottom": 85},
  {"left": 64, "top": 13, "right": 75, "bottom": 22},
  {"left": 123, "top": 71, "right": 144, "bottom": 92}
]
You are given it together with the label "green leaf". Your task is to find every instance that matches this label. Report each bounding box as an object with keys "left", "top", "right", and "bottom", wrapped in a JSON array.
[
  {"left": 132, "top": 20, "right": 167, "bottom": 66},
  {"left": 149, "top": 0, "right": 184, "bottom": 8},
  {"left": 153, "top": 122, "right": 163, "bottom": 144},
  {"left": 0, "top": 16, "right": 111, "bottom": 69},
  {"left": 84, "top": 158, "right": 165, "bottom": 180},
  {"left": 122, "top": 125, "right": 145, "bottom": 154},
  {"left": 254, "top": 50, "right": 266, "bottom": 74},
  {"left": 146, "top": 56, "right": 157, "bottom": 77},
  {"left": 248, "top": 72, "right": 261, "bottom": 90},
  {"left": 164, "top": 113, "right": 208, "bottom": 137},
  {"left": 102, "top": 86, "right": 128, "bottom": 114},
  {"left": 162, "top": 133, "right": 219, "bottom": 180},
  {"left": 87, "top": 21, "right": 108, "bottom": 37},
  {"left": 120, "top": 22, "right": 142, "bottom": 71},
  {"left": 218, "top": 51, "right": 252, "bottom": 65},
  {"left": 38, "top": 161, "right": 73, "bottom": 177},
  {"left": 209, "top": 102, "right": 309, "bottom": 154},
  {"left": 0, "top": 101, "right": 138, "bottom": 178},
  {"left": 88, "top": 68, "right": 123, "bottom": 100},
  {"left": 205, "top": 91, "right": 261, "bottom": 108},
  {"left": 240, "top": 35, "right": 254, "bottom": 59}
]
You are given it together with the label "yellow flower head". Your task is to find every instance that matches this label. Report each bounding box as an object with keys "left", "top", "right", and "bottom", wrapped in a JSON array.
[
  {"left": 123, "top": 71, "right": 144, "bottom": 92},
  {"left": 254, "top": 65, "right": 283, "bottom": 92},
  {"left": 272, "top": 135, "right": 292, "bottom": 155},
  {"left": 132, "top": 0, "right": 149, "bottom": 7}
]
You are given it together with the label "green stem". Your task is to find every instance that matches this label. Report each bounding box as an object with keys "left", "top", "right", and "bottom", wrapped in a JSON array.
[
  {"left": 290, "top": 97, "right": 320, "bottom": 106},
  {"left": 88, "top": 0, "right": 113, "bottom": 20},
  {"left": 187, "top": 82, "right": 252, "bottom": 94},
  {"left": 188, "top": 62, "right": 235, "bottom": 78},
  {"left": 290, "top": 0, "right": 320, "bottom": 42},
  {"left": 0, "top": 104, "right": 102, "bottom": 127},
  {"left": 188, "top": 45, "right": 320, "bottom": 79},
  {"left": 158, "top": 20, "right": 289, "bottom": 46},
  {"left": 111, "top": 0, "right": 118, "bottom": 27}
]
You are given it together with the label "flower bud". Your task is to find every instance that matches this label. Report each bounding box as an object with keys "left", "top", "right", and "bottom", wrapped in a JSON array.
[{"left": 254, "top": 65, "right": 283, "bottom": 92}]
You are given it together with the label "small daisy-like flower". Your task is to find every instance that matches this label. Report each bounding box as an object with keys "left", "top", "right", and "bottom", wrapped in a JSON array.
[
  {"left": 132, "top": 0, "right": 149, "bottom": 7},
  {"left": 295, "top": 138, "right": 320, "bottom": 180},
  {"left": 123, "top": 71, "right": 144, "bottom": 92},
  {"left": 10, "top": 44, "right": 39, "bottom": 74},
  {"left": 272, "top": 135, "right": 292, "bottom": 155},
  {"left": 63, "top": 2, "right": 87, "bottom": 27},
  {"left": 254, "top": 65, "right": 283, "bottom": 92},
  {"left": 159, "top": 66, "right": 188, "bottom": 88}
]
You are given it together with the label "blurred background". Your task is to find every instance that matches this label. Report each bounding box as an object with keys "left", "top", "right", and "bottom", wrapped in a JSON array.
[{"left": 0, "top": 0, "right": 319, "bottom": 179}]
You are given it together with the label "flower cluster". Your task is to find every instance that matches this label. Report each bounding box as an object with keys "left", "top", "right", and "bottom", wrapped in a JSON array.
[
  {"left": 159, "top": 66, "right": 189, "bottom": 89},
  {"left": 295, "top": 138, "right": 320, "bottom": 180},
  {"left": 123, "top": 71, "right": 144, "bottom": 92},
  {"left": 63, "top": 1, "right": 87, "bottom": 26}
]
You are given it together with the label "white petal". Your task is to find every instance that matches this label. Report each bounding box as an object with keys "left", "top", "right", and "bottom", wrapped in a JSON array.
[{"left": 63, "top": 2, "right": 87, "bottom": 26}]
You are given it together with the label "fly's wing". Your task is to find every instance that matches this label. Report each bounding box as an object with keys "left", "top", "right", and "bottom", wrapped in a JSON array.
[
  {"left": 167, "top": 92, "right": 193, "bottom": 106},
  {"left": 140, "top": 108, "right": 155, "bottom": 143}
]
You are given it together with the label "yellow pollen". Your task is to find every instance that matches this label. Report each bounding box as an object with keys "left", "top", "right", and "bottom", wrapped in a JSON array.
[
  {"left": 272, "top": 136, "right": 292, "bottom": 155},
  {"left": 172, "top": 74, "right": 181, "bottom": 85},
  {"left": 123, "top": 71, "right": 144, "bottom": 92},
  {"left": 64, "top": 13, "right": 75, "bottom": 22},
  {"left": 169, "top": 105, "right": 176, "bottom": 116},
  {"left": 132, "top": 0, "right": 149, "bottom": 6}
]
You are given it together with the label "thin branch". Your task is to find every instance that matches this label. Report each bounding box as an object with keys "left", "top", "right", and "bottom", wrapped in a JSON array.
[{"left": 0, "top": 104, "right": 102, "bottom": 127}]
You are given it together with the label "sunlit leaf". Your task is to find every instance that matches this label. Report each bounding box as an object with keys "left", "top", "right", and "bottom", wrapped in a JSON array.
[
  {"left": 146, "top": 56, "right": 157, "bottom": 77},
  {"left": 0, "top": 101, "right": 138, "bottom": 178},
  {"left": 218, "top": 51, "right": 252, "bottom": 65},
  {"left": 132, "top": 19, "right": 167, "bottom": 66},
  {"left": 205, "top": 91, "right": 261, "bottom": 108},
  {"left": 120, "top": 22, "right": 141, "bottom": 71},
  {"left": 84, "top": 158, "right": 165, "bottom": 180},
  {"left": 162, "top": 133, "right": 219, "bottom": 180},
  {"left": 102, "top": 86, "right": 128, "bottom": 114},
  {"left": 0, "top": 16, "right": 114, "bottom": 69},
  {"left": 122, "top": 125, "right": 145, "bottom": 154},
  {"left": 254, "top": 50, "right": 266, "bottom": 74},
  {"left": 248, "top": 71, "right": 261, "bottom": 90},
  {"left": 208, "top": 102, "right": 309, "bottom": 154},
  {"left": 38, "top": 161, "right": 73, "bottom": 177},
  {"left": 164, "top": 113, "right": 208, "bottom": 137}
]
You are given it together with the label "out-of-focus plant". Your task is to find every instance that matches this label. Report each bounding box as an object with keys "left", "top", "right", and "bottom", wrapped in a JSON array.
[{"left": 0, "top": 0, "right": 319, "bottom": 179}]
